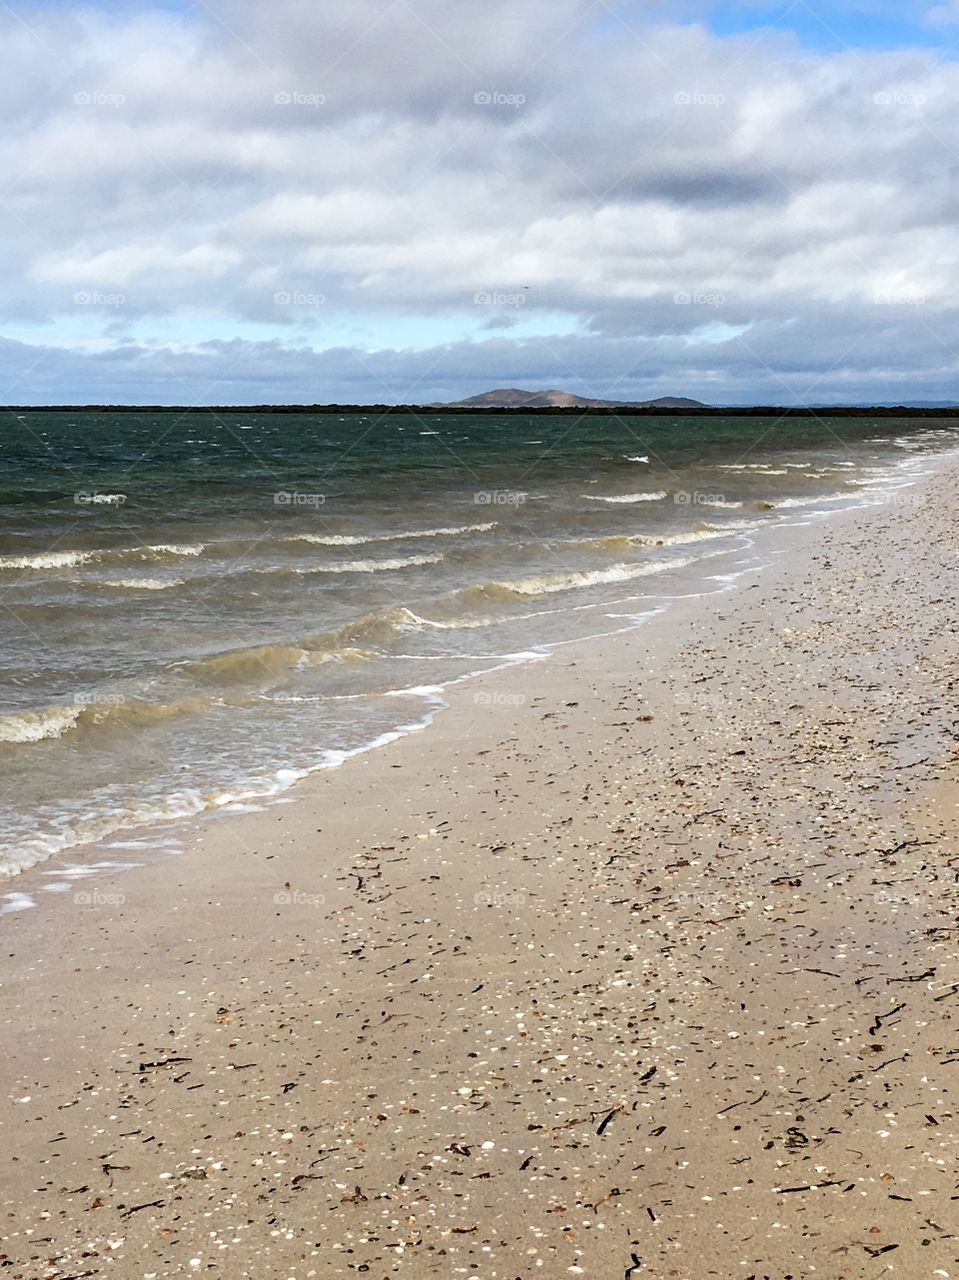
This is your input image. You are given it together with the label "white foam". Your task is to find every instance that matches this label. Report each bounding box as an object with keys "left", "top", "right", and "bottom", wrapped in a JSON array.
[
  {"left": 0, "top": 892, "right": 36, "bottom": 916},
  {"left": 298, "top": 553, "right": 444, "bottom": 574},
  {"left": 772, "top": 494, "right": 851, "bottom": 509},
  {"left": 0, "top": 550, "right": 96, "bottom": 570},
  {"left": 397, "top": 608, "right": 498, "bottom": 631},
  {"left": 0, "top": 705, "right": 82, "bottom": 744},
  {"left": 99, "top": 577, "right": 186, "bottom": 590},
  {"left": 490, "top": 556, "right": 696, "bottom": 597},
  {"left": 582, "top": 491, "right": 667, "bottom": 504},
  {"left": 287, "top": 523, "right": 495, "bottom": 547},
  {"left": 146, "top": 543, "right": 205, "bottom": 557}
]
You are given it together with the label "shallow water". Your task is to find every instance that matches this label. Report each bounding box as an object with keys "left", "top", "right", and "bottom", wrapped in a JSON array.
[{"left": 1, "top": 411, "right": 956, "bottom": 874}]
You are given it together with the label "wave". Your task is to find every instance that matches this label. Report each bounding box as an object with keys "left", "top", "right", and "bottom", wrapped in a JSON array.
[
  {"left": 143, "top": 542, "right": 206, "bottom": 558},
  {"left": 0, "top": 541, "right": 206, "bottom": 572},
  {"left": 395, "top": 608, "right": 500, "bottom": 632},
  {"left": 0, "top": 705, "right": 83, "bottom": 744},
  {"left": 294, "top": 553, "right": 444, "bottom": 574},
  {"left": 760, "top": 494, "right": 851, "bottom": 510},
  {"left": 0, "top": 693, "right": 231, "bottom": 747},
  {"left": 559, "top": 526, "right": 748, "bottom": 553},
  {"left": 624, "top": 455, "right": 650, "bottom": 463},
  {"left": 459, "top": 555, "right": 696, "bottom": 602},
  {"left": 0, "top": 550, "right": 98, "bottom": 570},
  {"left": 286, "top": 522, "right": 495, "bottom": 547},
  {"left": 582, "top": 491, "right": 667, "bottom": 504},
  {"left": 99, "top": 577, "right": 186, "bottom": 591},
  {"left": 0, "top": 698, "right": 446, "bottom": 877}
]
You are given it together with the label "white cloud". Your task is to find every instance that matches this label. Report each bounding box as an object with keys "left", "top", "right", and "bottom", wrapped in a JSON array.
[
  {"left": 0, "top": 0, "right": 957, "bottom": 400},
  {"left": 926, "top": 0, "right": 959, "bottom": 26}
]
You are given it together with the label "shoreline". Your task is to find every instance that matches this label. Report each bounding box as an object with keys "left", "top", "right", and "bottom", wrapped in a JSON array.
[
  {"left": 1, "top": 440, "right": 946, "bottom": 888},
  {"left": 1, "top": 457, "right": 958, "bottom": 1278}
]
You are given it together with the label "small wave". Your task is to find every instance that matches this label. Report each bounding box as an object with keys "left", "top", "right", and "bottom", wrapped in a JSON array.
[
  {"left": 559, "top": 527, "right": 741, "bottom": 553},
  {"left": 460, "top": 556, "right": 696, "bottom": 602},
  {"left": 0, "top": 542, "right": 206, "bottom": 572},
  {"left": 0, "top": 550, "right": 97, "bottom": 570},
  {"left": 758, "top": 494, "right": 851, "bottom": 510},
  {"left": 624, "top": 455, "right": 650, "bottom": 463},
  {"left": 0, "top": 694, "right": 227, "bottom": 747},
  {"left": 297, "top": 553, "right": 443, "bottom": 574},
  {"left": 311, "top": 646, "right": 376, "bottom": 665},
  {"left": 395, "top": 608, "right": 498, "bottom": 632},
  {"left": 286, "top": 523, "right": 494, "bottom": 547},
  {"left": 81, "top": 493, "right": 127, "bottom": 506},
  {"left": 144, "top": 542, "right": 206, "bottom": 558},
  {"left": 99, "top": 577, "right": 186, "bottom": 591},
  {"left": 696, "top": 499, "right": 744, "bottom": 509},
  {"left": 582, "top": 491, "right": 667, "bottom": 504},
  {"left": 184, "top": 643, "right": 311, "bottom": 684},
  {"left": 183, "top": 632, "right": 382, "bottom": 687},
  {"left": 0, "top": 698, "right": 446, "bottom": 877},
  {"left": 0, "top": 705, "right": 83, "bottom": 744}
]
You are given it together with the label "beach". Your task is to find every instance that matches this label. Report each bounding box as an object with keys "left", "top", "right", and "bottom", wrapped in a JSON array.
[{"left": 1, "top": 452, "right": 958, "bottom": 1279}]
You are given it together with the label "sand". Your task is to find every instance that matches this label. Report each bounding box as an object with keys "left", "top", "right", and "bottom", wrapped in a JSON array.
[{"left": 1, "top": 458, "right": 958, "bottom": 1279}]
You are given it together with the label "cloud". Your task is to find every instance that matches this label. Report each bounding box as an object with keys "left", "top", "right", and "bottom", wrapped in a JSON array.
[
  {"left": 0, "top": 0, "right": 957, "bottom": 402},
  {"left": 926, "top": 0, "right": 959, "bottom": 26}
]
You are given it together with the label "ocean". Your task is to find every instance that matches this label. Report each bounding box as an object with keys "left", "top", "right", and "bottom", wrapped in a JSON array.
[{"left": 1, "top": 410, "right": 956, "bottom": 879}]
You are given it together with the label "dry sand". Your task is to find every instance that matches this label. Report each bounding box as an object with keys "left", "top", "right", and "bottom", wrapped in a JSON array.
[{"left": 1, "top": 458, "right": 958, "bottom": 1279}]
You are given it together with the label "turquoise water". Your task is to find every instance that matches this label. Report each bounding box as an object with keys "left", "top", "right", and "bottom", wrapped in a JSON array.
[{"left": 0, "top": 411, "right": 956, "bottom": 875}]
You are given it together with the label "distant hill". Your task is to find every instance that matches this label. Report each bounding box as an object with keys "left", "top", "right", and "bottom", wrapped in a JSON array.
[{"left": 436, "top": 387, "right": 708, "bottom": 410}]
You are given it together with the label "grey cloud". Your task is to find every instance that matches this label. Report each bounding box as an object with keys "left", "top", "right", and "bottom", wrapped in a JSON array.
[{"left": 0, "top": 1, "right": 958, "bottom": 402}]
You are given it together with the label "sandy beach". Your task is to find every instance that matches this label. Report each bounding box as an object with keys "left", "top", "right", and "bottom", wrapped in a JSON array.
[{"left": 1, "top": 457, "right": 958, "bottom": 1280}]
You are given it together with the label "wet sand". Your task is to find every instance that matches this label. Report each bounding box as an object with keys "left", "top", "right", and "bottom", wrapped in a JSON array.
[{"left": 1, "top": 459, "right": 958, "bottom": 1279}]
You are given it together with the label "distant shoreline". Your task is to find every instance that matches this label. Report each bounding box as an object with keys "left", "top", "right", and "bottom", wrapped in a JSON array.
[{"left": 5, "top": 403, "right": 959, "bottom": 416}]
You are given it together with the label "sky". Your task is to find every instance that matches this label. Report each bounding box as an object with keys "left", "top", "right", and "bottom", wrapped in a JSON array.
[{"left": 1, "top": 0, "right": 958, "bottom": 405}]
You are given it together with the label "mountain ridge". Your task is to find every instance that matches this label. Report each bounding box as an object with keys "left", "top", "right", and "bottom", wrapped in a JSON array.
[{"left": 434, "top": 387, "right": 708, "bottom": 410}]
